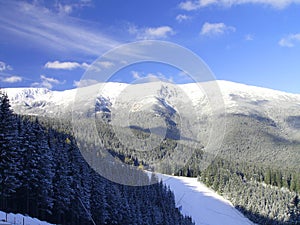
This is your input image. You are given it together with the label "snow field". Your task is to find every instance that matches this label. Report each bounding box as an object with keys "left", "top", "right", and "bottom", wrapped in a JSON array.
[{"left": 157, "top": 174, "right": 255, "bottom": 225}]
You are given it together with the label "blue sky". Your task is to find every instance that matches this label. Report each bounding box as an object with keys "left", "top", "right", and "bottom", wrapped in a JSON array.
[{"left": 0, "top": 0, "right": 299, "bottom": 93}]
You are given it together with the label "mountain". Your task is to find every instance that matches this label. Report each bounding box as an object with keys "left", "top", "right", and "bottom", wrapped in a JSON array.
[
  {"left": 0, "top": 92, "right": 195, "bottom": 225},
  {"left": 3, "top": 81, "right": 300, "bottom": 225},
  {"left": 4, "top": 80, "right": 300, "bottom": 169},
  {"left": 6, "top": 80, "right": 300, "bottom": 123}
]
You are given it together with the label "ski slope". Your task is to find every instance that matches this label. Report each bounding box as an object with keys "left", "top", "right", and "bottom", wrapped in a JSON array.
[
  {"left": 0, "top": 211, "right": 52, "bottom": 225},
  {"left": 158, "top": 174, "right": 255, "bottom": 225}
]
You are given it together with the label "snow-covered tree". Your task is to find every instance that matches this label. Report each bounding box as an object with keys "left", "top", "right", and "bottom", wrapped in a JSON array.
[{"left": 0, "top": 91, "right": 20, "bottom": 210}]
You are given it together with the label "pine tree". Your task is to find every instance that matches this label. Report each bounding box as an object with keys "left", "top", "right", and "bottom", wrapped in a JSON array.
[
  {"left": 34, "top": 119, "right": 54, "bottom": 219},
  {"left": 19, "top": 119, "right": 44, "bottom": 216},
  {"left": 0, "top": 91, "right": 20, "bottom": 210},
  {"left": 51, "top": 130, "right": 72, "bottom": 224},
  {"left": 90, "top": 174, "right": 109, "bottom": 225}
]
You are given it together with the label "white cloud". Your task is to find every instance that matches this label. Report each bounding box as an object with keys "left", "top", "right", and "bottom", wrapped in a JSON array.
[
  {"left": 32, "top": 75, "right": 65, "bottom": 89},
  {"left": 56, "top": 3, "right": 73, "bottom": 15},
  {"left": 143, "top": 26, "right": 175, "bottom": 39},
  {"left": 0, "top": 1, "right": 119, "bottom": 56},
  {"left": 130, "top": 25, "right": 175, "bottom": 40},
  {"left": 131, "top": 71, "right": 141, "bottom": 79},
  {"left": 279, "top": 33, "right": 300, "bottom": 47},
  {"left": 1, "top": 76, "right": 22, "bottom": 83},
  {"left": 176, "top": 14, "right": 191, "bottom": 22},
  {"left": 131, "top": 71, "right": 173, "bottom": 83},
  {"left": 45, "top": 61, "right": 89, "bottom": 70},
  {"left": 179, "top": 0, "right": 201, "bottom": 10},
  {"left": 142, "top": 73, "right": 163, "bottom": 82},
  {"left": 200, "top": 22, "right": 235, "bottom": 36},
  {"left": 0, "top": 61, "right": 13, "bottom": 71},
  {"left": 97, "top": 61, "right": 114, "bottom": 68},
  {"left": 41, "top": 75, "right": 60, "bottom": 84},
  {"left": 143, "top": 73, "right": 173, "bottom": 83},
  {"left": 179, "top": 0, "right": 300, "bottom": 10},
  {"left": 55, "top": 0, "right": 92, "bottom": 15},
  {"left": 179, "top": 0, "right": 217, "bottom": 10},
  {"left": 73, "top": 79, "right": 98, "bottom": 87}
]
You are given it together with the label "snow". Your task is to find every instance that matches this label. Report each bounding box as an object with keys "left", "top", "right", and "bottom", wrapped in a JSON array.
[
  {"left": 4, "top": 87, "right": 76, "bottom": 108},
  {"left": 156, "top": 173, "right": 255, "bottom": 225},
  {"left": 0, "top": 211, "right": 53, "bottom": 225},
  {"left": 3, "top": 80, "right": 298, "bottom": 225},
  {"left": 4, "top": 80, "right": 300, "bottom": 120}
]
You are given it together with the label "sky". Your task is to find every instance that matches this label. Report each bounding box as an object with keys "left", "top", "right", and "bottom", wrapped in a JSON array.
[{"left": 0, "top": 0, "right": 300, "bottom": 93}]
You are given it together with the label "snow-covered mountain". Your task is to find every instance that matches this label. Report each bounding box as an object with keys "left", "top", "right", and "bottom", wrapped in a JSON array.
[
  {"left": 4, "top": 80, "right": 300, "bottom": 138},
  {"left": 4, "top": 80, "right": 300, "bottom": 167},
  {"left": 5, "top": 80, "right": 300, "bottom": 120},
  {"left": 3, "top": 81, "right": 299, "bottom": 225}
]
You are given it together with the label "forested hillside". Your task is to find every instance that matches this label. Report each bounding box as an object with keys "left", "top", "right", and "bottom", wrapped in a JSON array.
[
  {"left": 0, "top": 90, "right": 194, "bottom": 225},
  {"left": 91, "top": 116, "right": 300, "bottom": 224},
  {"left": 3, "top": 82, "right": 300, "bottom": 225},
  {"left": 178, "top": 156, "right": 300, "bottom": 224}
]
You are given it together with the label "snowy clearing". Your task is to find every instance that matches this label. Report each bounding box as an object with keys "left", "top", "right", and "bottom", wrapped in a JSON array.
[
  {"left": 157, "top": 174, "right": 255, "bottom": 225},
  {"left": 0, "top": 211, "right": 52, "bottom": 225}
]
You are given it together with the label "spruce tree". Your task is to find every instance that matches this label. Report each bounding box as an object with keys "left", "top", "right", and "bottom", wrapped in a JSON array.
[{"left": 0, "top": 91, "right": 20, "bottom": 210}]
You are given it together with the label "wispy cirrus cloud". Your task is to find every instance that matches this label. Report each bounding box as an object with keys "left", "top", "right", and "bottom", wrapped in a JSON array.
[
  {"left": 200, "top": 22, "right": 235, "bottom": 36},
  {"left": 32, "top": 75, "right": 65, "bottom": 89},
  {"left": 0, "top": 1, "right": 119, "bottom": 56},
  {"left": 45, "top": 61, "right": 89, "bottom": 70},
  {"left": 129, "top": 25, "right": 175, "bottom": 40},
  {"left": 279, "top": 33, "right": 300, "bottom": 47},
  {"left": 179, "top": 0, "right": 300, "bottom": 10},
  {"left": 1, "top": 75, "right": 22, "bottom": 83},
  {"left": 54, "top": 0, "right": 92, "bottom": 15}
]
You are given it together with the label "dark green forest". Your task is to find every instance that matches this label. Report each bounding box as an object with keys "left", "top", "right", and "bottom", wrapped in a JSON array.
[{"left": 0, "top": 91, "right": 194, "bottom": 225}]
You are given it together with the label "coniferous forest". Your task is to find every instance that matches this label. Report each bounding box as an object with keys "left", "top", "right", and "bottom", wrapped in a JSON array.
[
  {"left": 1, "top": 86, "right": 300, "bottom": 225},
  {"left": 0, "top": 91, "right": 194, "bottom": 225},
  {"left": 186, "top": 157, "right": 300, "bottom": 224},
  {"left": 92, "top": 112, "right": 300, "bottom": 224}
]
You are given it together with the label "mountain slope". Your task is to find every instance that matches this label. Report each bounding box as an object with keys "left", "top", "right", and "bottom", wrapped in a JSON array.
[
  {"left": 5, "top": 80, "right": 300, "bottom": 123},
  {"left": 155, "top": 173, "right": 255, "bottom": 225},
  {"left": 5, "top": 80, "right": 300, "bottom": 130},
  {"left": 4, "top": 80, "right": 300, "bottom": 169},
  {"left": 0, "top": 92, "right": 195, "bottom": 225},
  {"left": 3, "top": 81, "right": 300, "bottom": 225}
]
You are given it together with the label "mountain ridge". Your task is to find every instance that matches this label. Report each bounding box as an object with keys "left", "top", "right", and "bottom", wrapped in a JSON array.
[{"left": 3, "top": 80, "right": 300, "bottom": 169}]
